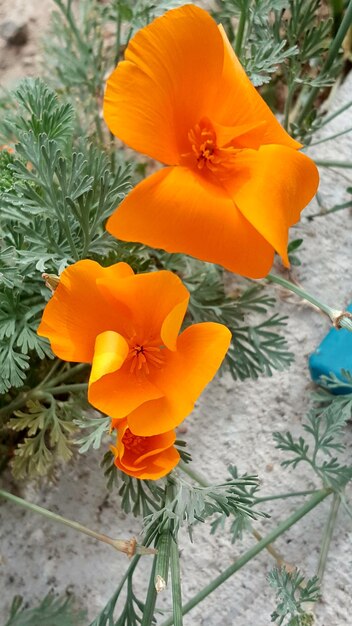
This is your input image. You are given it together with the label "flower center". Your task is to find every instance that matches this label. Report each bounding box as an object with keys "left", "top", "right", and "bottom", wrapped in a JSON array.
[
  {"left": 122, "top": 428, "right": 148, "bottom": 456},
  {"left": 126, "top": 341, "right": 165, "bottom": 375},
  {"left": 189, "top": 123, "right": 217, "bottom": 170},
  {"left": 185, "top": 118, "right": 238, "bottom": 174}
]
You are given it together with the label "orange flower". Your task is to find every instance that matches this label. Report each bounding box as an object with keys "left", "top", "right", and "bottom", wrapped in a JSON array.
[
  {"left": 111, "top": 420, "right": 180, "bottom": 479},
  {"left": 37, "top": 260, "right": 231, "bottom": 435},
  {"left": 104, "top": 5, "right": 319, "bottom": 279}
]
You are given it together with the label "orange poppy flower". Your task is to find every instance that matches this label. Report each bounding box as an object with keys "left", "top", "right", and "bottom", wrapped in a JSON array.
[
  {"left": 111, "top": 419, "right": 180, "bottom": 479},
  {"left": 37, "top": 260, "right": 231, "bottom": 435},
  {"left": 104, "top": 4, "right": 319, "bottom": 279}
]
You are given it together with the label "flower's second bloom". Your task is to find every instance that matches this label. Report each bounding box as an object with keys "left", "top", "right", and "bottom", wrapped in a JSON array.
[
  {"left": 104, "top": 4, "right": 319, "bottom": 279},
  {"left": 37, "top": 260, "right": 231, "bottom": 436},
  {"left": 111, "top": 420, "right": 180, "bottom": 479}
]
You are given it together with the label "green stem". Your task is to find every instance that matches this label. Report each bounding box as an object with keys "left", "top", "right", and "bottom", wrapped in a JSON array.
[
  {"left": 319, "top": 99, "right": 352, "bottom": 127},
  {"left": 295, "top": 0, "right": 352, "bottom": 126},
  {"left": 283, "top": 82, "right": 296, "bottom": 131},
  {"left": 178, "top": 461, "right": 207, "bottom": 486},
  {"left": 0, "top": 364, "right": 89, "bottom": 423},
  {"left": 308, "top": 199, "right": 352, "bottom": 219},
  {"left": 45, "top": 382, "right": 88, "bottom": 395},
  {"left": 316, "top": 492, "right": 341, "bottom": 583},
  {"left": 180, "top": 463, "right": 319, "bottom": 503},
  {"left": 234, "top": 4, "right": 248, "bottom": 57},
  {"left": 266, "top": 273, "right": 352, "bottom": 332},
  {"left": 115, "top": 9, "right": 122, "bottom": 65},
  {"left": 254, "top": 489, "right": 320, "bottom": 504},
  {"left": 170, "top": 538, "right": 183, "bottom": 626},
  {"left": 46, "top": 363, "right": 89, "bottom": 388},
  {"left": 307, "top": 125, "right": 352, "bottom": 147},
  {"left": 0, "top": 391, "right": 39, "bottom": 422},
  {"left": 0, "top": 489, "right": 154, "bottom": 557},
  {"left": 89, "top": 554, "right": 141, "bottom": 626},
  {"left": 159, "top": 489, "right": 331, "bottom": 626},
  {"left": 154, "top": 530, "right": 171, "bottom": 593},
  {"left": 314, "top": 159, "right": 352, "bottom": 168},
  {"left": 141, "top": 556, "right": 158, "bottom": 626},
  {"left": 53, "top": 0, "right": 88, "bottom": 53}
]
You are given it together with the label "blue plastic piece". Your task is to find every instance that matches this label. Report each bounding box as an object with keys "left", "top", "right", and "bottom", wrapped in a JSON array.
[{"left": 308, "top": 303, "right": 352, "bottom": 395}]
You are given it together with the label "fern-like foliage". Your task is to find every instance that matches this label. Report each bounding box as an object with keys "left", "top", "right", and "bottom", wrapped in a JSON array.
[
  {"left": 144, "top": 470, "right": 263, "bottom": 542},
  {"left": 0, "top": 78, "right": 132, "bottom": 395},
  {"left": 8, "top": 394, "right": 83, "bottom": 478},
  {"left": 183, "top": 261, "right": 294, "bottom": 380},
  {"left": 3, "top": 594, "right": 86, "bottom": 626},
  {"left": 268, "top": 567, "right": 320, "bottom": 626},
  {"left": 100, "top": 451, "right": 165, "bottom": 515},
  {"left": 210, "top": 465, "right": 259, "bottom": 542},
  {"left": 273, "top": 382, "right": 352, "bottom": 490}
]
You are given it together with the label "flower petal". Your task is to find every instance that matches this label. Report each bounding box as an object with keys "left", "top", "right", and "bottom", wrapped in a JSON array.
[
  {"left": 114, "top": 446, "right": 180, "bottom": 479},
  {"left": 127, "top": 322, "right": 231, "bottom": 435},
  {"left": 37, "top": 260, "right": 133, "bottom": 362},
  {"left": 107, "top": 166, "right": 275, "bottom": 278},
  {"left": 226, "top": 145, "right": 319, "bottom": 264},
  {"left": 104, "top": 4, "right": 224, "bottom": 163},
  {"left": 88, "top": 366, "right": 163, "bottom": 421},
  {"left": 90, "top": 331, "right": 129, "bottom": 384},
  {"left": 213, "top": 25, "right": 301, "bottom": 150},
  {"left": 98, "top": 270, "right": 189, "bottom": 348}
]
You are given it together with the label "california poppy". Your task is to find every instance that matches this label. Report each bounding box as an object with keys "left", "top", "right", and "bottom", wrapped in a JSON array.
[
  {"left": 37, "top": 260, "right": 231, "bottom": 435},
  {"left": 111, "top": 419, "right": 179, "bottom": 479},
  {"left": 104, "top": 4, "right": 319, "bottom": 278}
]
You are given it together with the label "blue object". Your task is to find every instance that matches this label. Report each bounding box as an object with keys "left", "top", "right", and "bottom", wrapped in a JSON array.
[{"left": 309, "top": 303, "right": 352, "bottom": 395}]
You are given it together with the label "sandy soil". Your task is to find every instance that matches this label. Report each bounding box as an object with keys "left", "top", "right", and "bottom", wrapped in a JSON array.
[{"left": 0, "top": 2, "right": 351, "bottom": 625}]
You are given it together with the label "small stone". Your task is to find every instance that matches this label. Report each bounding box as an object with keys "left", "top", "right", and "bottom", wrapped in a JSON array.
[{"left": 0, "top": 21, "right": 28, "bottom": 46}]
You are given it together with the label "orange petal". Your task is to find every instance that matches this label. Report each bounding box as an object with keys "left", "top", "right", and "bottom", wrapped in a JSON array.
[
  {"left": 136, "top": 431, "right": 176, "bottom": 465},
  {"left": 127, "top": 322, "right": 231, "bottom": 436},
  {"left": 114, "top": 446, "right": 180, "bottom": 479},
  {"left": 104, "top": 5, "right": 224, "bottom": 163},
  {"left": 97, "top": 270, "right": 189, "bottom": 348},
  {"left": 226, "top": 145, "right": 319, "bottom": 265},
  {"left": 88, "top": 366, "right": 163, "bottom": 421},
  {"left": 107, "top": 166, "right": 275, "bottom": 279},
  {"left": 213, "top": 25, "right": 301, "bottom": 150},
  {"left": 90, "top": 331, "right": 129, "bottom": 384},
  {"left": 37, "top": 260, "right": 133, "bottom": 362}
]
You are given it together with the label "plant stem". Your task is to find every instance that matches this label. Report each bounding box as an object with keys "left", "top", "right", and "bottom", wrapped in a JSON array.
[
  {"left": 45, "top": 382, "right": 88, "bottom": 395},
  {"left": 178, "top": 461, "right": 207, "bottom": 486},
  {"left": 46, "top": 362, "right": 89, "bottom": 388},
  {"left": 159, "top": 489, "right": 331, "bottom": 626},
  {"left": 254, "top": 489, "right": 320, "bottom": 504},
  {"left": 0, "top": 391, "right": 39, "bottom": 422},
  {"left": 314, "top": 159, "right": 352, "bottom": 168},
  {"left": 283, "top": 81, "right": 296, "bottom": 131},
  {"left": 234, "top": 4, "right": 248, "bottom": 57},
  {"left": 251, "top": 528, "right": 284, "bottom": 565},
  {"left": 295, "top": 0, "right": 352, "bottom": 126},
  {"left": 266, "top": 273, "right": 352, "bottom": 332},
  {"left": 0, "top": 489, "right": 155, "bottom": 558},
  {"left": 154, "top": 531, "right": 171, "bottom": 593},
  {"left": 308, "top": 199, "right": 352, "bottom": 219},
  {"left": 319, "top": 99, "right": 352, "bottom": 127},
  {"left": 141, "top": 556, "right": 158, "bottom": 626},
  {"left": 307, "top": 125, "right": 352, "bottom": 147},
  {"left": 0, "top": 364, "right": 89, "bottom": 423},
  {"left": 89, "top": 554, "right": 141, "bottom": 626},
  {"left": 170, "top": 538, "right": 183, "bottom": 626},
  {"left": 316, "top": 492, "right": 341, "bottom": 583},
  {"left": 115, "top": 8, "right": 122, "bottom": 65},
  {"left": 179, "top": 463, "right": 320, "bottom": 503}
]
